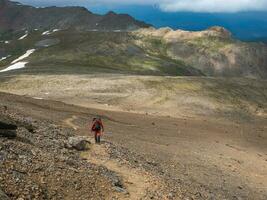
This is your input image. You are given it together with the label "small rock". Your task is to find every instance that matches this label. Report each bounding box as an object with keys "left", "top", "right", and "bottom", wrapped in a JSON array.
[
  {"left": 168, "top": 192, "right": 174, "bottom": 198},
  {"left": 233, "top": 195, "right": 243, "bottom": 200},
  {"left": 114, "top": 186, "right": 127, "bottom": 193}
]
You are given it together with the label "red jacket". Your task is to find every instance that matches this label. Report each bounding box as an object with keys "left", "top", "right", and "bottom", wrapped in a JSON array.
[{"left": 91, "top": 119, "right": 104, "bottom": 133}]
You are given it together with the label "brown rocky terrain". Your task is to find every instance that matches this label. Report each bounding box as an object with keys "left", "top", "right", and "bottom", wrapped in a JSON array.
[
  {"left": 0, "top": 92, "right": 171, "bottom": 200},
  {"left": 0, "top": 92, "right": 266, "bottom": 200}
]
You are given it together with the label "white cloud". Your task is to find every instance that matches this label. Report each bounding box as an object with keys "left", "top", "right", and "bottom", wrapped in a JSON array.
[
  {"left": 159, "top": 0, "right": 267, "bottom": 12},
  {"left": 17, "top": 0, "right": 267, "bottom": 13}
]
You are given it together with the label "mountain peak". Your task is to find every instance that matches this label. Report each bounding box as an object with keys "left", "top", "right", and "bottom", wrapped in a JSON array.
[
  {"left": 106, "top": 11, "right": 117, "bottom": 16},
  {"left": 208, "top": 26, "right": 232, "bottom": 38},
  {"left": 0, "top": 0, "right": 150, "bottom": 31}
]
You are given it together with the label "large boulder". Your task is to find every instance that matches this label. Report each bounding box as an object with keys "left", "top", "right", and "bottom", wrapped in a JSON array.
[{"left": 67, "top": 136, "right": 91, "bottom": 151}]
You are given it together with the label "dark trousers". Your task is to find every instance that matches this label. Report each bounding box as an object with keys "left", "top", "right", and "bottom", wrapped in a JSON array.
[{"left": 95, "top": 134, "right": 101, "bottom": 143}]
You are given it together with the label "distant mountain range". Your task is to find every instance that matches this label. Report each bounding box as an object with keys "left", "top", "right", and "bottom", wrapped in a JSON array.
[
  {"left": 3, "top": 0, "right": 267, "bottom": 41},
  {"left": 0, "top": 0, "right": 267, "bottom": 79},
  {"left": 0, "top": 0, "right": 150, "bottom": 32},
  {"left": 86, "top": 5, "right": 267, "bottom": 42}
]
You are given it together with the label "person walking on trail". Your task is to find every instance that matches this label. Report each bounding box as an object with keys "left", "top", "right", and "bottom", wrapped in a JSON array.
[{"left": 91, "top": 117, "right": 104, "bottom": 144}]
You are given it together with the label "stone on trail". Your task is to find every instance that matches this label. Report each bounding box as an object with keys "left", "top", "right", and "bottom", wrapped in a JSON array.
[{"left": 67, "top": 136, "right": 91, "bottom": 151}]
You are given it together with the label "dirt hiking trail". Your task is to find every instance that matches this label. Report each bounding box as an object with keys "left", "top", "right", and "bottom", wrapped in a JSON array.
[
  {"left": 64, "top": 115, "right": 79, "bottom": 130},
  {"left": 64, "top": 115, "right": 166, "bottom": 200},
  {"left": 82, "top": 141, "right": 160, "bottom": 200}
]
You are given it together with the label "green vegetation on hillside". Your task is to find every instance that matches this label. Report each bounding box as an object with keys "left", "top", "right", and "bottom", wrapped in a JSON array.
[
  {"left": 187, "top": 37, "right": 233, "bottom": 51},
  {"left": 1, "top": 28, "right": 267, "bottom": 78},
  {"left": 0, "top": 30, "right": 42, "bottom": 68},
  {"left": 23, "top": 30, "right": 201, "bottom": 76}
]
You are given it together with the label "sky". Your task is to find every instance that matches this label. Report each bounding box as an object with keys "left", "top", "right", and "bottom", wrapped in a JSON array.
[{"left": 16, "top": 0, "right": 267, "bottom": 13}]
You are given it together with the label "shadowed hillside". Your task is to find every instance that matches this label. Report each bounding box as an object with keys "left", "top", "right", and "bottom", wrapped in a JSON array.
[{"left": 0, "top": 0, "right": 150, "bottom": 32}]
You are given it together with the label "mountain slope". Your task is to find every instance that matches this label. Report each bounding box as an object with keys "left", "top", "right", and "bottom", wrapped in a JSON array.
[
  {"left": 1, "top": 27, "right": 267, "bottom": 78},
  {"left": 0, "top": 0, "right": 267, "bottom": 78},
  {"left": 0, "top": 29, "right": 203, "bottom": 76},
  {"left": 0, "top": 0, "right": 150, "bottom": 32},
  {"left": 135, "top": 27, "right": 267, "bottom": 78}
]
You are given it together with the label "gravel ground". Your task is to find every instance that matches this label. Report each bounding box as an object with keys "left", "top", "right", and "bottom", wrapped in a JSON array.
[
  {"left": 0, "top": 96, "right": 173, "bottom": 200},
  {"left": 0, "top": 92, "right": 266, "bottom": 200},
  {"left": 0, "top": 107, "right": 119, "bottom": 200}
]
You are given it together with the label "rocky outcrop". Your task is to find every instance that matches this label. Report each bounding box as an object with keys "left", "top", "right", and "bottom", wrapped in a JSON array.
[
  {"left": 135, "top": 27, "right": 267, "bottom": 78},
  {"left": 136, "top": 26, "right": 232, "bottom": 41},
  {"left": 208, "top": 26, "right": 232, "bottom": 38}
]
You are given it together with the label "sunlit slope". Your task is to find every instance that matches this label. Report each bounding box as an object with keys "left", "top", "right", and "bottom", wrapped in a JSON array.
[
  {"left": 0, "top": 74, "right": 266, "bottom": 120},
  {"left": 135, "top": 27, "right": 267, "bottom": 78},
  {"left": 1, "top": 27, "right": 267, "bottom": 78}
]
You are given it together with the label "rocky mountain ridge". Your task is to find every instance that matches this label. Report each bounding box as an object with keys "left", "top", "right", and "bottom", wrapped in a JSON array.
[
  {"left": 135, "top": 27, "right": 267, "bottom": 78},
  {"left": 0, "top": 0, "right": 150, "bottom": 32}
]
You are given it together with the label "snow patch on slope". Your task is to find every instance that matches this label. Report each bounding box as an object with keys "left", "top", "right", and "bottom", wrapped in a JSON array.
[
  {"left": 42, "top": 31, "right": 50, "bottom": 35},
  {"left": 0, "top": 55, "right": 11, "bottom": 62},
  {"left": 0, "top": 62, "right": 28, "bottom": 72},
  {"left": 18, "top": 32, "right": 28, "bottom": 40},
  {"left": 0, "top": 49, "right": 35, "bottom": 73},
  {"left": 52, "top": 29, "right": 60, "bottom": 32},
  {"left": 42, "top": 29, "right": 61, "bottom": 35},
  {"left": 11, "top": 49, "right": 35, "bottom": 64}
]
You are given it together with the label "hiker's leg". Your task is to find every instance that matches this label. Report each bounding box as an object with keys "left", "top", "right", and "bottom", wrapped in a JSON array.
[
  {"left": 97, "top": 135, "right": 100, "bottom": 143},
  {"left": 94, "top": 133, "right": 97, "bottom": 143}
]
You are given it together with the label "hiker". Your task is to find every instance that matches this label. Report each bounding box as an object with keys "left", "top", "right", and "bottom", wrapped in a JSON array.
[{"left": 91, "top": 117, "right": 104, "bottom": 144}]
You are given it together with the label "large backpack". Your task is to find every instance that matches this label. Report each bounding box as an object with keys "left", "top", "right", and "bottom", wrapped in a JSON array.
[{"left": 93, "top": 121, "right": 101, "bottom": 131}]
